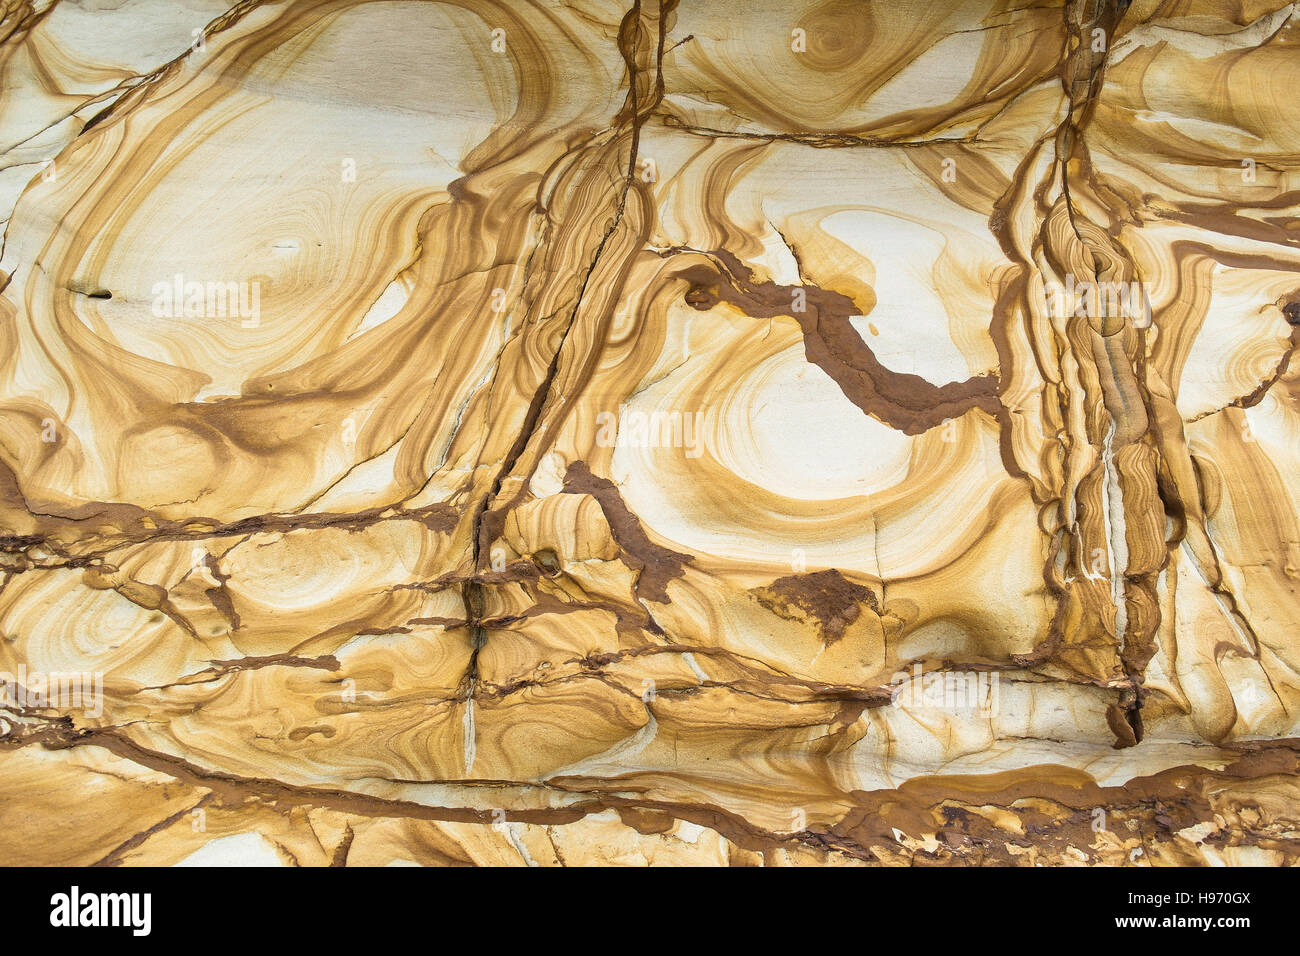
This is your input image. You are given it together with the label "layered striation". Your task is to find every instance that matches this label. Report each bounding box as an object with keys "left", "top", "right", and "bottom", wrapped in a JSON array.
[{"left": 0, "top": 0, "right": 1298, "bottom": 866}]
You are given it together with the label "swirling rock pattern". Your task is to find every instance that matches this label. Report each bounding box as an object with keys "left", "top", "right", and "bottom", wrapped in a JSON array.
[{"left": 1, "top": 0, "right": 1298, "bottom": 867}]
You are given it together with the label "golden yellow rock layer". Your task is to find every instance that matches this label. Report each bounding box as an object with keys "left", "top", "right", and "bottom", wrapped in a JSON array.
[{"left": 0, "top": 0, "right": 1298, "bottom": 865}]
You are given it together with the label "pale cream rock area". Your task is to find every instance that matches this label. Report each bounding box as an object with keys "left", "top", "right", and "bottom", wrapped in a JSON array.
[{"left": 0, "top": 0, "right": 1298, "bottom": 866}]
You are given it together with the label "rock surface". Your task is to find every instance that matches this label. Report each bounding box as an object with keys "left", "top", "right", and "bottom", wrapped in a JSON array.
[{"left": 1, "top": 0, "right": 1299, "bottom": 866}]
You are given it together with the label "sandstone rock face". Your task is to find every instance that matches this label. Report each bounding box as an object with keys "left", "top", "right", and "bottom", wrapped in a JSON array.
[{"left": 0, "top": 0, "right": 1298, "bottom": 867}]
